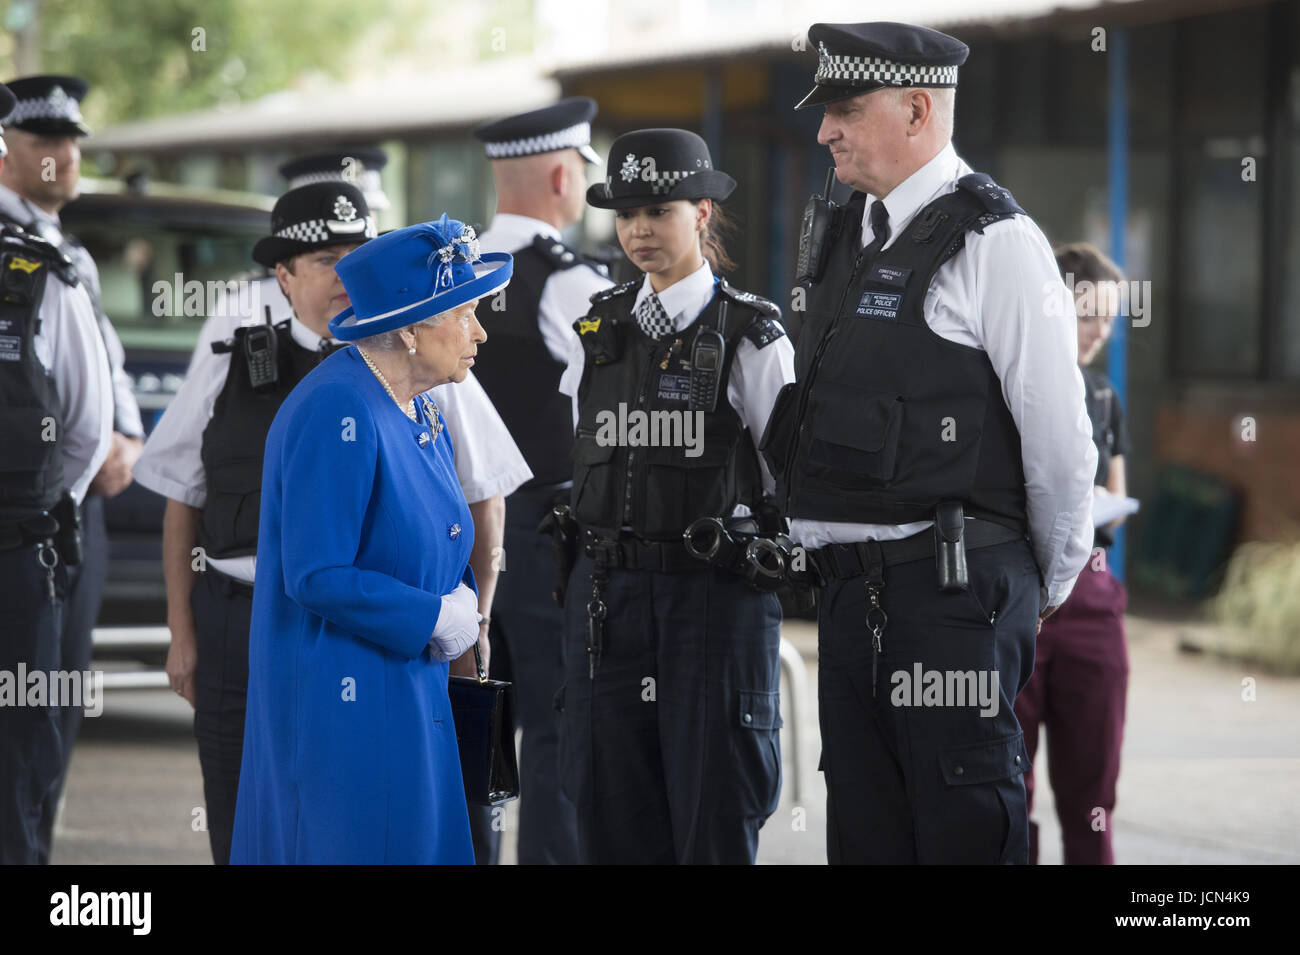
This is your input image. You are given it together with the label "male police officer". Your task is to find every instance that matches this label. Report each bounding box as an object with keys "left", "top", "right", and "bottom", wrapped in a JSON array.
[
  {"left": 764, "top": 22, "right": 1097, "bottom": 864},
  {"left": 0, "top": 74, "right": 146, "bottom": 862},
  {"left": 472, "top": 98, "right": 612, "bottom": 864},
  {"left": 0, "top": 79, "right": 114, "bottom": 865}
]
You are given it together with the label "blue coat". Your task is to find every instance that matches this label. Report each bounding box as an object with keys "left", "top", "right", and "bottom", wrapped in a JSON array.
[{"left": 230, "top": 347, "right": 475, "bottom": 864}]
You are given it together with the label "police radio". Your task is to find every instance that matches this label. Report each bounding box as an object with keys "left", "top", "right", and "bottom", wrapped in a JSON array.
[
  {"left": 689, "top": 301, "right": 726, "bottom": 413},
  {"left": 795, "top": 167, "right": 839, "bottom": 287},
  {"left": 244, "top": 305, "right": 280, "bottom": 392}
]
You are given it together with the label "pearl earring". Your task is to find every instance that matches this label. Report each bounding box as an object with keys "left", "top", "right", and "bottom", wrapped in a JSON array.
[{"left": 408, "top": 346, "right": 417, "bottom": 355}]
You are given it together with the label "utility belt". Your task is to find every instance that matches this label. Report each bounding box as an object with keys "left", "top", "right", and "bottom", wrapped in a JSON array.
[
  {"left": 0, "top": 490, "right": 83, "bottom": 564},
  {"left": 0, "top": 491, "right": 84, "bottom": 605},
  {"left": 804, "top": 501, "right": 1025, "bottom": 698}
]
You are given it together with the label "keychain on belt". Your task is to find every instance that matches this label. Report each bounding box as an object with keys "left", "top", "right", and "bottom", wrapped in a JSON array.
[
  {"left": 37, "top": 539, "right": 58, "bottom": 603},
  {"left": 863, "top": 540, "right": 887, "bottom": 698}
]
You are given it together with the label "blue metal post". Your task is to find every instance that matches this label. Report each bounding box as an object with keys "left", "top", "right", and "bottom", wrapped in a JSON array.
[{"left": 1106, "top": 27, "right": 1129, "bottom": 581}]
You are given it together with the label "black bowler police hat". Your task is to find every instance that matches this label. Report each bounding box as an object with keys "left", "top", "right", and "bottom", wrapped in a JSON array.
[
  {"left": 0, "top": 83, "right": 16, "bottom": 157},
  {"left": 795, "top": 21, "right": 969, "bottom": 110},
  {"left": 2, "top": 74, "right": 92, "bottom": 136},
  {"left": 278, "top": 146, "right": 391, "bottom": 210},
  {"left": 475, "top": 97, "right": 601, "bottom": 165},
  {"left": 587, "top": 128, "right": 735, "bottom": 210},
  {"left": 251, "top": 182, "right": 377, "bottom": 268}
]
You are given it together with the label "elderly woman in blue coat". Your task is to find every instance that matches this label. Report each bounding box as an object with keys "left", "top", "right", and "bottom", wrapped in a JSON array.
[{"left": 230, "top": 217, "right": 512, "bottom": 864}]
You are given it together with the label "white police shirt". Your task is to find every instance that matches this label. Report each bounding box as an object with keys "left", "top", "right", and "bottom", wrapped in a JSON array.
[
  {"left": 790, "top": 141, "right": 1098, "bottom": 609},
  {"left": 477, "top": 213, "right": 613, "bottom": 365},
  {"left": 134, "top": 299, "right": 532, "bottom": 584},
  {"left": 0, "top": 182, "right": 145, "bottom": 439},
  {"left": 559, "top": 260, "right": 796, "bottom": 498},
  {"left": 24, "top": 257, "right": 114, "bottom": 505}
]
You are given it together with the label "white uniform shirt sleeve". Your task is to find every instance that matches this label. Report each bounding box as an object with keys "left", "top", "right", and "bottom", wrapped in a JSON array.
[
  {"left": 558, "top": 322, "right": 588, "bottom": 429},
  {"left": 35, "top": 281, "right": 113, "bottom": 504},
  {"left": 132, "top": 310, "right": 240, "bottom": 508},
  {"left": 936, "top": 217, "right": 1098, "bottom": 607},
  {"left": 76, "top": 252, "right": 145, "bottom": 438},
  {"left": 537, "top": 264, "right": 614, "bottom": 364},
  {"left": 430, "top": 369, "right": 533, "bottom": 503},
  {"left": 726, "top": 333, "right": 796, "bottom": 497}
]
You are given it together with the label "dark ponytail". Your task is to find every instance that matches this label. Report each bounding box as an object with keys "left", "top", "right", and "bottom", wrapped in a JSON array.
[{"left": 700, "top": 201, "right": 737, "bottom": 275}]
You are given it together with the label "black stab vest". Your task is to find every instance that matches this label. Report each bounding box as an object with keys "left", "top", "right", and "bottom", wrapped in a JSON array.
[
  {"left": 474, "top": 235, "right": 596, "bottom": 489},
  {"left": 570, "top": 281, "right": 777, "bottom": 541},
  {"left": 0, "top": 228, "right": 76, "bottom": 525},
  {"left": 763, "top": 174, "right": 1030, "bottom": 533},
  {"left": 198, "top": 321, "right": 327, "bottom": 558}
]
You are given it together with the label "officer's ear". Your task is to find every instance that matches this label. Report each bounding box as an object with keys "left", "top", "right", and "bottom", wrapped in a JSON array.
[
  {"left": 274, "top": 258, "right": 297, "bottom": 302},
  {"left": 695, "top": 198, "right": 712, "bottom": 234},
  {"left": 906, "top": 88, "right": 934, "bottom": 134}
]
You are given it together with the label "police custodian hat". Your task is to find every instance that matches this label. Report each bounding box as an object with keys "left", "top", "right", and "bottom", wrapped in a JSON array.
[
  {"left": 795, "top": 21, "right": 969, "bottom": 110},
  {"left": 279, "top": 147, "right": 391, "bottom": 211},
  {"left": 1, "top": 74, "right": 92, "bottom": 135},
  {"left": 252, "top": 182, "right": 377, "bottom": 268},
  {"left": 587, "top": 128, "right": 735, "bottom": 210},
  {"left": 474, "top": 96, "right": 601, "bottom": 165}
]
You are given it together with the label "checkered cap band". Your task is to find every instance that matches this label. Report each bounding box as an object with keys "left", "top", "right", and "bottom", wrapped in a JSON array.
[
  {"left": 273, "top": 216, "right": 378, "bottom": 243},
  {"left": 610, "top": 162, "right": 700, "bottom": 196},
  {"left": 7, "top": 86, "right": 85, "bottom": 125},
  {"left": 815, "top": 42, "right": 959, "bottom": 87},
  {"left": 287, "top": 168, "right": 384, "bottom": 195},
  {"left": 484, "top": 121, "right": 592, "bottom": 158}
]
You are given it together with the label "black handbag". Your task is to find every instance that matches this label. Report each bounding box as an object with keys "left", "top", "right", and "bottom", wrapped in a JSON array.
[{"left": 448, "top": 643, "right": 520, "bottom": 807}]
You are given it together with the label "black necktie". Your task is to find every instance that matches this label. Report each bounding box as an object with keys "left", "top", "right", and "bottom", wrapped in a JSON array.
[
  {"left": 865, "top": 200, "right": 891, "bottom": 257},
  {"left": 319, "top": 339, "right": 342, "bottom": 358}
]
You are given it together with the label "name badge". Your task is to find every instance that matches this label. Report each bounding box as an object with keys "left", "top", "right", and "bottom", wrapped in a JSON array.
[
  {"left": 657, "top": 373, "right": 691, "bottom": 402},
  {"left": 856, "top": 291, "right": 902, "bottom": 321},
  {"left": 867, "top": 264, "right": 912, "bottom": 287}
]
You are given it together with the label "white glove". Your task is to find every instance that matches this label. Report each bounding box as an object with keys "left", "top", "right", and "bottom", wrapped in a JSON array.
[{"left": 429, "top": 582, "right": 481, "bottom": 662}]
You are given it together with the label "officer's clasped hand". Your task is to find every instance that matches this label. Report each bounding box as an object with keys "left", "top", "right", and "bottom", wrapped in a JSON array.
[{"left": 430, "top": 582, "right": 481, "bottom": 662}]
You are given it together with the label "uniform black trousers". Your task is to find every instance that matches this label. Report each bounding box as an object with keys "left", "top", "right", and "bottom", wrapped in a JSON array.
[
  {"left": 36, "top": 494, "right": 107, "bottom": 863},
  {"left": 190, "top": 569, "right": 253, "bottom": 865},
  {"left": 0, "top": 541, "right": 66, "bottom": 864},
  {"left": 561, "top": 554, "right": 783, "bottom": 864},
  {"left": 818, "top": 538, "right": 1040, "bottom": 864},
  {"left": 490, "top": 488, "right": 580, "bottom": 864}
]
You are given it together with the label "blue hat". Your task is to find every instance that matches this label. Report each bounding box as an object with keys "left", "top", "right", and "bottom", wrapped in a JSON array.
[
  {"left": 795, "top": 22, "right": 969, "bottom": 110},
  {"left": 329, "top": 215, "right": 512, "bottom": 341}
]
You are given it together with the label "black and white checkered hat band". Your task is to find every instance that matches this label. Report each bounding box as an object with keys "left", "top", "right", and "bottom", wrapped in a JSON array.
[
  {"left": 609, "top": 168, "right": 698, "bottom": 195},
  {"left": 274, "top": 216, "right": 377, "bottom": 243},
  {"left": 815, "top": 43, "right": 959, "bottom": 87},
  {"left": 287, "top": 169, "right": 384, "bottom": 194},
  {"left": 484, "top": 121, "right": 592, "bottom": 158},
  {"left": 6, "top": 94, "right": 85, "bottom": 125}
]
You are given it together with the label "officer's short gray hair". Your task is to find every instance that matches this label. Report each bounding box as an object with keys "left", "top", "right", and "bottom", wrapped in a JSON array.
[
  {"left": 891, "top": 86, "right": 955, "bottom": 137},
  {"left": 353, "top": 314, "right": 443, "bottom": 353}
]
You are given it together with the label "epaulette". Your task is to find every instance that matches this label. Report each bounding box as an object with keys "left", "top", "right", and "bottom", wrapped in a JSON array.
[
  {"left": 717, "top": 278, "right": 781, "bottom": 319},
  {"left": 532, "top": 233, "right": 584, "bottom": 270},
  {"left": 590, "top": 280, "right": 638, "bottom": 305},
  {"left": 0, "top": 224, "right": 79, "bottom": 287},
  {"left": 957, "top": 174, "right": 1025, "bottom": 217}
]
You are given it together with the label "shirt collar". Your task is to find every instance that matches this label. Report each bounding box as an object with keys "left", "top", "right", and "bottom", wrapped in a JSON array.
[
  {"left": 861, "top": 141, "right": 969, "bottom": 250},
  {"left": 633, "top": 260, "right": 715, "bottom": 331},
  {"left": 482, "top": 212, "right": 561, "bottom": 251},
  {"left": 288, "top": 315, "right": 338, "bottom": 352}
]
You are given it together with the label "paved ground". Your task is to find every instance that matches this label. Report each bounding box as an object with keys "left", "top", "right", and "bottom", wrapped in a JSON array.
[{"left": 51, "top": 608, "right": 1300, "bottom": 865}]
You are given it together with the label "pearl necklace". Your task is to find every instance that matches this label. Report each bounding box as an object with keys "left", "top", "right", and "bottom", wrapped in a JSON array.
[{"left": 357, "top": 347, "right": 417, "bottom": 421}]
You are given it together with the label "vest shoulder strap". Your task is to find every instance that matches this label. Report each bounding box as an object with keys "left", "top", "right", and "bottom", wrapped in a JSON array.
[
  {"left": 714, "top": 279, "right": 785, "bottom": 351},
  {"left": 529, "top": 233, "right": 609, "bottom": 278},
  {"left": 0, "top": 226, "right": 79, "bottom": 288},
  {"left": 588, "top": 279, "right": 637, "bottom": 307},
  {"left": 211, "top": 317, "right": 293, "bottom": 354}
]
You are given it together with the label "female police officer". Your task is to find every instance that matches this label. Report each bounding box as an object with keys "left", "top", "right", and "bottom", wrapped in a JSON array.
[{"left": 556, "top": 129, "right": 796, "bottom": 864}]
